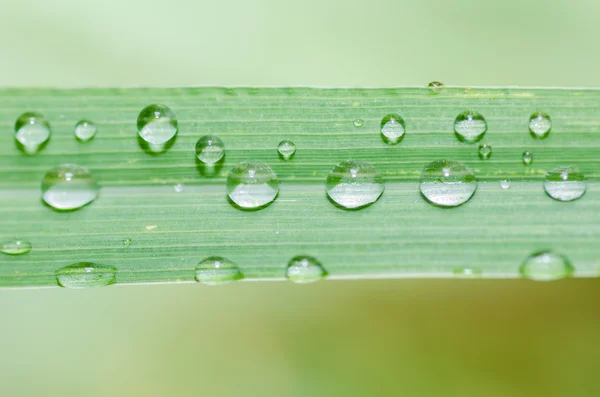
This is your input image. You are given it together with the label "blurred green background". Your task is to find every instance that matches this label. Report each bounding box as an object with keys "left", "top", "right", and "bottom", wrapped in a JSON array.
[{"left": 1, "top": 0, "right": 599, "bottom": 396}]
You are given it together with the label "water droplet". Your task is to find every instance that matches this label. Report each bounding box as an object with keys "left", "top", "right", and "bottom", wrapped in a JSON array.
[
  {"left": 452, "top": 267, "right": 481, "bottom": 277},
  {"left": 520, "top": 251, "right": 574, "bottom": 281},
  {"left": 478, "top": 143, "right": 492, "bottom": 160},
  {"left": 544, "top": 166, "right": 586, "bottom": 202},
  {"left": 277, "top": 140, "right": 296, "bottom": 160},
  {"left": 420, "top": 160, "right": 477, "bottom": 207},
  {"left": 286, "top": 256, "right": 327, "bottom": 283},
  {"left": 353, "top": 119, "right": 364, "bottom": 127},
  {"left": 380, "top": 114, "right": 406, "bottom": 145},
  {"left": 528, "top": 112, "right": 552, "bottom": 139},
  {"left": 0, "top": 239, "right": 32, "bottom": 255},
  {"left": 326, "top": 160, "right": 384, "bottom": 209},
  {"left": 14, "top": 112, "right": 51, "bottom": 154},
  {"left": 522, "top": 151, "right": 533, "bottom": 165},
  {"left": 123, "top": 238, "right": 132, "bottom": 247},
  {"left": 56, "top": 262, "right": 117, "bottom": 288},
  {"left": 500, "top": 179, "right": 511, "bottom": 190},
  {"left": 174, "top": 184, "right": 184, "bottom": 193},
  {"left": 137, "top": 104, "right": 178, "bottom": 153},
  {"left": 195, "top": 256, "right": 243, "bottom": 285},
  {"left": 195, "top": 135, "right": 225, "bottom": 165},
  {"left": 454, "top": 111, "right": 487, "bottom": 143},
  {"left": 428, "top": 81, "right": 444, "bottom": 90},
  {"left": 41, "top": 164, "right": 99, "bottom": 211},
  {"left": 227, "top": 161, "right": 279, "bottom": 209},
  {"left": 74, "top": 120, "right": 97, "bottom": 142}
]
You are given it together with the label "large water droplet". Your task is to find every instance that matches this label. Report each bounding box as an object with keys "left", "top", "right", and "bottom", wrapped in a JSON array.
[
  {"left": 478, "top": 143, "right": 492, "bottom": 160},
  {"left": 74, "top": 120, "right": 97, "bottom": 142},
  {"left": 420, "top": 160, "right": 477, "bottom": 207},
  {"left": 14, "top": 112, "right": 51, "bottom": 154},
  {"left": 0, "top": 239, "right": 31, "bottom": 255},
  {"left": 520, "top": 251, "right": 574, "bottom": 281},
  {"left": 353, "top": 119, "right": 364, "bottom": 127},
  {"left": 137, "top": 104, "right": 178, "bottom": 153},
  {"left": 454, "top": 111, "right": 487, "bottom": 143},
  {"left": 380, "top": 114, "right": 406, "bottom": 144},
  {"left": 195, "top": 135, "right": 225, "bottom": 165},
  {"left": 326, "top": 160, "right": 384, "bottom": 209},
  {"left": 544, "top": 166, "right": 586, "bottom": 202},
  {"left": 286, "top": 256, "right": 327, "bottom": 283},
  {"left": 56, "top": 262, "right": 117, "bottom": 288},
  {"left": 277, "top": 140, "right": 296, "bottom": 160},
  {"left": 195, "top": 256, "right": 244, "bottom": 285},
  {"left": 41, "top": 164, "right": 99, "bottom": 211},
  {"left": 528, "top": 112, "right": 552, "bottom": 139},
  {"left": 227, "top": 161, "right": 279, "bottom": 209},
  {"left": 522, "top": 151, "right": 533, "bottom": 165}
]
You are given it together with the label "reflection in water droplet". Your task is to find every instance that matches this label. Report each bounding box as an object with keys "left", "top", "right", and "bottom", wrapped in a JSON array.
[
  {"left": 326, "top": 160, "right": 384, "bottom": 209},
  {"left": 227, "top": 161, "right": 279, "bottom": 209},
  {"left": 286, "top": 256, "right": 327, "bottom": 283},
  {"left": 478, "top": 143, "right": 492, "bottom": 160},
  {"left": 0, "top": 239, "right": 32, "bottom": 255},
  {"left": 353, "top": 119, "right": 364, "bottom": 127},
  {"left": 500, "top": 179, "right": 511, "bottom": 190},
  {"left": 195, "top": 135, "right": 225, "bottom": 165},
  {"left": 544, "top": 166, "right": 586, "bottom": 201},
  {"left": 522, "top": 151, "right": 533, "bottom": 165},
  {"left": 74, "top": 120, "right": 97, "bottom": 142},
  {"left": 454, "top": 111, "right": 487, "bottom": 143},
  {"left": 277, "top": 140, "right": 296, "bottom": 160},
  {"left": 380, "top": 114, "right": 406, "bottom": 145},
  {"left": 41, "top": 164, "right": 99, "bottom": 211},
  {"left": 195, "top": 256, "right": 244, "bottom": 285},
  {"left": 420, "top": 160, "right": 477, "bottom": 207},
  {"left": 529, "top": 112, "right": 552, "bottom": 139},
  {"left": 137, "top": 104, "right": 178, "bottom": 153},
  {"left": 14, "top": 112, "right": 51, "bottom": 154},
  {"left": 520, "top": 251, "right": 574, "bottom": 281},
  {"left": 56, "top": 262, "right": 117, "bottom": 288}
]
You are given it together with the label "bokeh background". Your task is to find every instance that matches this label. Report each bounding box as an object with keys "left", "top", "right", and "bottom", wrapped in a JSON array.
[{"left": 1, "top": 0, "right": 600, "bottom": 396}]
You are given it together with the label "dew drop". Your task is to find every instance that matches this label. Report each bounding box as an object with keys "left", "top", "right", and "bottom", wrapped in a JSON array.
[
  {"left": 380, "top": 114, "right": 406, "bottom": 145},
  {"left": 0, "top": 239, "right": 32, "bottom": 255},
  {"left": 420, "top": 160, "right": 477, "bottom": 207},
  {"left": 326, "top": 160, "right": 384, "bottom": 209},
  {"left": 454, "top": 111, "right": 487, "bottom": 143},
  {"left": 277, "top": 140, "right": 296, "bottom": 160},
  {"left": 428, "top": 81, "right": 444, "bottom": 90},
  {"left": 522, "top": 151, "right": 533, "bottom": 165},
  {"left": 500, "top": 179, "right": 511, "bottom": 190},
  {"left": 123, "top": 238, "right": 132, "bottom": 247},
  {"left": 41, "top": 164, "right": 99, "bottom": 211},
  {"left": 286, "top": 256, "right": 327, "bottom": 283},
  {"left": 137, "top": 104, "right": 178, "bottom": 153},
  {"left": 353, "top": 119, "right": 364, "bottom": 127},
  {"left": 195, "top": 256, "right": 244, "bottom": 285},
  {"left": 478, "top": 143, "right": 492, "bottom": 160},
  {"left": 195, "top": 135, "right": 225, "bottom": 165},
  {"left": 520, "top": 251, "right": 574, "bottom": 281},
  {"left": 174, "top": 184, "right": 184, "bottom": 193},
  {"left": 74, "top": 120, "right": 97, "bottom": 142},
  {"left": 452, "top": 267, "right": 481, "bottom": 277},
  {"left": 544, "top": 166, "right": 586, "bottom": 202},
  {"left": 14, "top": 112, "right": 51, "bottom": 154},
  {"left": 528, "top": 112, "right": 552, "bottom": 139},
  {"left": 227, "top": 161, "right": 279, "bottom": 209},
  {"left": 56, "top": 262, "right": 117, "bottom": 288}
]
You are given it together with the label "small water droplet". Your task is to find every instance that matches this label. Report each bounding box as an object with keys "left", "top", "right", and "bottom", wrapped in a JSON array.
[
  {"left": 478, "top": 143, "right": 492, "bottom": 160},
  {"left": 520, "top": 251, "right": 574, "bottom": 281},
  {"left": 195, "top": 135, "right": 225, "bottom": 165},
  {"left": 452, "top": 267, "right": 481, "bottom": 277},
  {"left": 428, "top": 81, "right": 444, "bottom": 90},
  {"left": 123, "top": 238, "right": 132, "bottom": 247},
  {"left": 174, "top": 184, "right": 184, "bottom": 193},
  {"left": 380, "top": 114, "right": 406, "bottom": 145},
  {"left": 543, "top": 166, "right": 586, "bottom": 202},
  {"left": 41, "top": 164, "right": 99, "bottom": 211},
  {"left": 56, "top": 262, "right": 117, "bottom": 288},
  {"left": 326, "top": 160, "right": 384, "bottom": 209},
  {"left": 420, "top": 160, "right": 477, "bottom": 207},
  {"left": 0, "top": 239, "right": 32, "bottom": 255},
  {"left": 500, "top": 179, "right": 511, "bottom": 190},
  {"left": 286, "top": 256, "right": 327, "bottom": 283},
  {"left": 195, "top": 256, "right": 244, "bottom": 285},
  {"left": 522, "top": 151, "right": 533, "bottom": 165},
  {"left": 74, "top": 120, "right": 97, "bottom": 142},
  {"left": 528, "top": 112, "right": 552, "bottom": 139},
  {"left": 454, "top": 111, "right": 487, "bottom": 143},
  {"left": 137, "top": 104, "right": 178, "bottom": 153},
  {"left": 353, "top": 119, "right": 364, "bottom": 127},
  {"left": 14, "top": 112, "right": 51, "bottom": 154},
  {"left": 227, "top": 161, "right": 279, "bottom": 209},
  {"left": 277, "top": 140, "right": 296, "bottom": 160}
]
